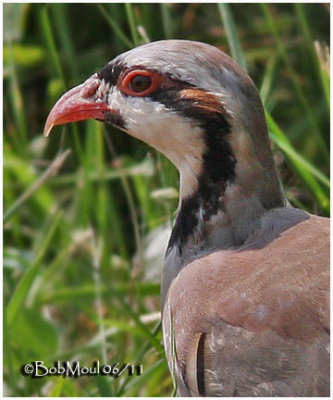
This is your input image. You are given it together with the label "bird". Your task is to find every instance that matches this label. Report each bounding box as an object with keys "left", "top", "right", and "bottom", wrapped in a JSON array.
[{"left": 44, "top": 40, "right": 329, "bottom": 397}]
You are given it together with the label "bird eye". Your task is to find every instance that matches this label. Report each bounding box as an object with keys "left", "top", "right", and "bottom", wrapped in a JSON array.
[
  {"left": 120, "top": 69, "right": 161, "bottom": 96},
  {"left": 129, "top": 75, "right": 152, "bottom": 93}
]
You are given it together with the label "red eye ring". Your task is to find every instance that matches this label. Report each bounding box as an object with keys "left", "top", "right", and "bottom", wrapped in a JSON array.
[{"left": 120, "top": 69, "right": 162, "bottom": 96}]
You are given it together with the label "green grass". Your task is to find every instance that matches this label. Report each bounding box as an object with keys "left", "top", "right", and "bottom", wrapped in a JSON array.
[{"left": 3, "top": 3, "right": 330, "bottom": 397}]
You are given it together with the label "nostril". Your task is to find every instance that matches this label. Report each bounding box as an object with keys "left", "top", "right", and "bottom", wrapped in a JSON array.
[{"left": 80, "top": 74, "right": 101, "bottom": 98}]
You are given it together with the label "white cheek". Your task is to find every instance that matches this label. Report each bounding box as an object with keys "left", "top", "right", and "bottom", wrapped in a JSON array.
[
  {"left": 107, "top": 89, "right": 171, "bottom": 146},
  {"left": 108, "top": 90, "right": 206, "bottom": 198},
  {"left": 126, "top": 98, "right": 174, "bottom": 147}
]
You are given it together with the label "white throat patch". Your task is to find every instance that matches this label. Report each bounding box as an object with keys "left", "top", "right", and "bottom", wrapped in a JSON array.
[{"left": 108, "top": 87, "right": 206, "bottom": 199}]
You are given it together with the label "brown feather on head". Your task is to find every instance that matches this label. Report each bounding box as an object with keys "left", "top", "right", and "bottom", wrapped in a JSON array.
[{"left": 179, "top": 88, "right": 227, "bottom": 115}]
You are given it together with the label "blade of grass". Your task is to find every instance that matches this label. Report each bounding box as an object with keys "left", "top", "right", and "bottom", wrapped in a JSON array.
[
  {"left": 314, "top": 41, "right": 330, "bottom": 108},
  {"left": 103, "top": 131, "right": 144, "bottom": 271},
  {"left": 125, "top": 3, "right": 140, "bottom": 46},
  {"left": 161, "top": 4, "right": 173, "bottom": 39},
  {"left": 6, "top": 211, "right": 63, "bottom": 326},
  {"left": 92, "top": 121, "right": 122, "bottom": 263},
  {"left": 137, "top": 25, "right": 150, "bottom": 44},
  {"left": 117, "top": 321, "right": 162, "bottom": 396},
  {"left": 3, "top": 309, "right": 19, "bottom": 393},
  {"left": 6, "top": 41, "right": 28, "bottom": 156},
  {"left": 266, "top": 112, "right": 329, "bottom": 188},
  {"left": 39, "top": 282, "right": 160, "bottom": 304},
  {"left": 97, "top": 4, "right": 133, "bottom": 48},
  {"left": 217, "top": 3, "right": 329, "bottom": 211},
  {"left": 217, "top": 4, "right": 247, "bottom": 71},
  {"left": 94, "top": 375, "right": 114, "bottom": 397},
  {"left": 112, "top": 287, "right": 163, "bottom": 353},
  {"left": 260, "top": 54, "right": 278, "bottom": 106},
  {"left": 120, "top": 359, "right": 165, "bottom": 396},
  {"left": 266, "top": 111, "right": 329, "bottom": 211},
  {"left": 49, "top": 377, "right": 65, "bottom": 397},
  {"left": 3, "top": 149, "right": 71, "bottom": 222},
  {"left": 261, "top": 4, "right": 329, "bottom": 162},
  {"left": 45, "top": 342, "right": 113, "bottom": 362},
  {"left": 52, "top": 4, "right": 79, "bottom": 81},
  {"left": 39, "top": 4, "right": 88, "bottom": 165},
  {"left": 92, "top": 238, "right": 107, "bottom": 366},
  {"left": 44, "top": 157, "right": 154, "bottom": 186},
  {"left": 294, "top": 4, "right": 329, "bottom": 111},
  {"left": 39, "top": 5, "right": 66, "bottom": 86},
  {"left": 31, "top": 242, "right": 72, "bottom": 304}
]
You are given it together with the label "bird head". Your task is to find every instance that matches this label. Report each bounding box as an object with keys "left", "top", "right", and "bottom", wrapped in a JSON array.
[{"left": 45, "top": 40, "right": 283, "bottom": 207}]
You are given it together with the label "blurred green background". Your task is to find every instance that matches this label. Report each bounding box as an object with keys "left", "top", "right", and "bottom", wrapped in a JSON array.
[{"left": 3, "top": 3, "right": 330, "bottom": 397}]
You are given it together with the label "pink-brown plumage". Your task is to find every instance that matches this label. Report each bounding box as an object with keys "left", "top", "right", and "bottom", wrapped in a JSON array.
[{"left": 44, "top": 40, "right": 330, "bottom": 397}]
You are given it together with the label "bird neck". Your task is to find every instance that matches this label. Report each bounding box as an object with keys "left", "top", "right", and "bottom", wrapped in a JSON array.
[
  {"left": 167, "top": 122, "right": 285, "bottom": 259},
  {"left": 161, "top": 114, "right": 285, "bottom": 306}
]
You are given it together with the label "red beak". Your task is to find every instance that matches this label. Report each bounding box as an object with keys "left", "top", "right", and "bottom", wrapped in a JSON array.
[{"left": 43, "top": 74, "right": 115, "bottom": 137}]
